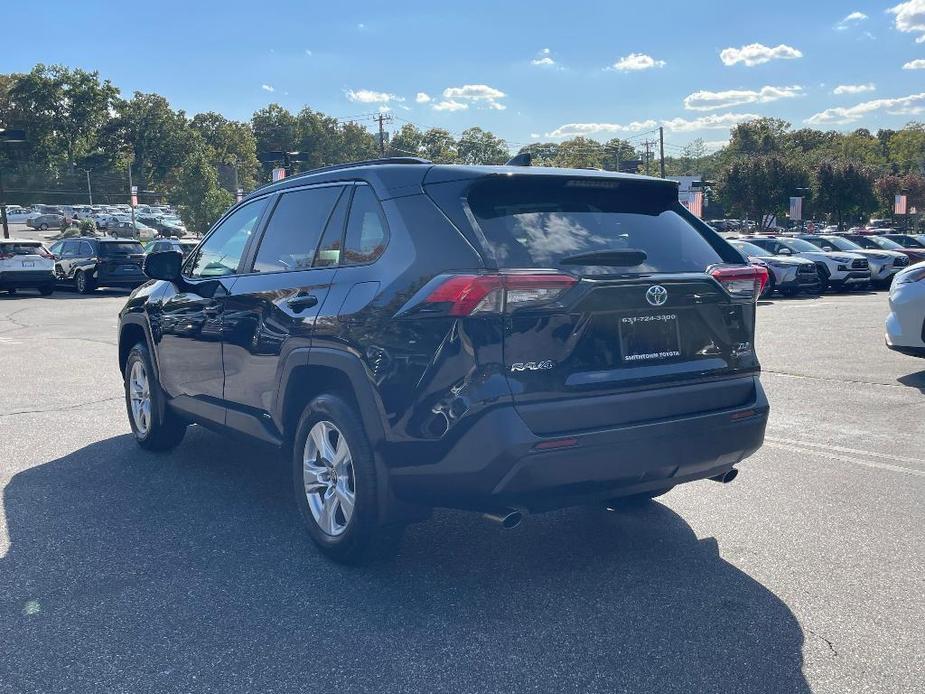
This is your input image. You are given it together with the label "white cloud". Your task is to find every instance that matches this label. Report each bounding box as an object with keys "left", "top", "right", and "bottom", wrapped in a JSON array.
[
  {"left": 609, "top": 53, "right": 666, "bottom": 71},
  {"left": 720, "top": 43, "right": 803, "bottom": 67},
  {"left": 531, "top": 47, "right": 557, "bottom": 67},
  {"left": 889, "top": 1, "right": 925, "bottom": 43},
  {"left": 432, "top": 100, "right": 468, "bottom": 112},
  {"left": 345, "top": 89, "right": 403, "bottom": 104},
  {"left": 357, "top": 23, "right": 366, "bottom": 30},
  {"left": 702, "top": 140, "right": 731, "bottom": 153},
  {"left": 440, "top": 84, "right": 507, "bottom": 111},
  {"left": 305, "top": 49, "right": 313, "bottom": 56},
  {"left": 903, "top": 58, "right": 925, "bottom": 69},
  {"left": 443, "top": 84, "right": 505, "bottom": 100},
  {"left": 833, "top": 83, "right": 876, "bottom": 94},
  {"left": 546, "top": 120, "right": 658, "bottom": 138},
  {"left": 530, "top": 133, "right": 541, "bottom": 139},
  {"left": 415, "top": 92, "right": 431, "bottom": 103},
  {"left": 805, "top": 92, "right": 925, "bottom": 125},
  {"left": 261, "top": 84, "right": 275, "bottom": 92},
  {"left": 662, "top": 113, "right": 761, "bottom": 132},
  {"left": 683, "top": 85, "right": 803, "bottom": 111},
  {"left": 836, "top": 11, "right": 868, "bottom": 29}
]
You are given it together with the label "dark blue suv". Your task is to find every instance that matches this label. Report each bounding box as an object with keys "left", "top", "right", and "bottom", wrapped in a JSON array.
[{"left": 118, "top": 158, "right": 769, "bottom": 562}]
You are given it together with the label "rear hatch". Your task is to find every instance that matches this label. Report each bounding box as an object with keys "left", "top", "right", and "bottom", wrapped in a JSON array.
[
  {"left": 99, "top": 241, "right": 146, "bottom": 274},
  {"left": 0, "top": 242, "right": 54, "bottom": 271},
  {"left": 425, "top": 172, "right": 762, "bottom": 434}
]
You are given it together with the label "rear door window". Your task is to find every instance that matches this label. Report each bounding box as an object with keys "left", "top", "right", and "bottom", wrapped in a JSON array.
[
  {"left": 463, "top": 178, "right": 728, "bottom": 273},
  {"left": 342, "top": 185, "right": 389, "bottom": 266},
  {"left": 252, "top": 186, "right": 342, "bottom": 273}
]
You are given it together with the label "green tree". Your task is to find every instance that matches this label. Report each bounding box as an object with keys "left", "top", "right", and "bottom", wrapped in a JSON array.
[
  {"left": 516, "top": 142, "right": 560, "bottom": 166},
  {"left": 420, "top": 128, "right": 457, "bottom": 163},
  {"left": 456, "top": 127, "right": 509, "bottom": 164},
  {"left": 600, "top": 138, "right": 637, "bottom": 171},
  {"left": 727, "top": 118, "right": 791, "bottom": 158},
  {"left": 190, "top": 112, "right": 260, "bottom": 191},
  {"left": 171, "top": 136, "right": 234, "bottom": 234},
  {"left": 554, "top": 137, "right": 603, "bottom": 168},
  {"left": 718, "top": 155, "right": 807, "bottom": 228},
  {"left": 388, "top": 123, "right": 425, "bottom": 158},
  {"left": 812, "top": 162, "right": 876, "bottom": 228},
  {"left": 888, "top": 124, "right": 925, "bottom": 173}
]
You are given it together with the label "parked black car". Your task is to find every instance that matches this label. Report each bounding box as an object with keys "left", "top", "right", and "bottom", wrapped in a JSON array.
[
  {"left": 49, "top": 237, "right": 148, "bottom": 293},
  {"left": 118, "top": 158, "right": 770, "bottom": 562}
]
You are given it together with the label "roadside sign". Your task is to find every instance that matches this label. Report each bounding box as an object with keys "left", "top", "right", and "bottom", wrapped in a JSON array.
[
  {"left": 789, "top": 196, "right": 802, "bottom": 221},
  {"left": 130, "top": 185, "right": 138, "bottom": 208},
  {"left": 236, "top": 188, "right": 244, "bottom": 203},
  {"left": 272, "top": 167, "right": 286, "bottom": 182}
]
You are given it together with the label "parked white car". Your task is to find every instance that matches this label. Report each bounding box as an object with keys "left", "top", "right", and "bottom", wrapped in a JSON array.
[
  {"left": 742, "top": 236, "right": 871, "bottom": 291},
  {"left": 0, "top": 239, "right": 56, "bottom": 295},
  {"left": 798, "top": 235, "right": 909, "bottom": 287},
  {"left": 3, "top": 206, "right": 38, "bottom": 223},
  {"left": 886, "top": 262, "right": 925, "bottom": 357}
]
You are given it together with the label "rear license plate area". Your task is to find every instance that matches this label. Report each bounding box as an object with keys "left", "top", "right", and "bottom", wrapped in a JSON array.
[
  {"left": 619, "top": 312, "right": 682, "bottom": 363},
  {"left": 21, "top": 261, "right": 34, "bottom": 268}
]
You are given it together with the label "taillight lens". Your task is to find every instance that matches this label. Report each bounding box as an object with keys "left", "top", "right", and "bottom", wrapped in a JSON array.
[
  {"left": 710, "top": 265, "right": 768, "bottom": 301},
  {"left": 423, "top": 272, "right": 577, "bottom": 316}
]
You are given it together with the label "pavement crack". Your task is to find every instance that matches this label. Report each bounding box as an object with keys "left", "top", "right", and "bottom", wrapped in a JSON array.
[
  {"left": 0, "top": 395, "right": 122, "bottom": 418},
  {"left": 807, "top": 628, "right": 838, "bottom": 657},
  {"left": 763, "top": 369, "right": 906, "bottom": 389}
]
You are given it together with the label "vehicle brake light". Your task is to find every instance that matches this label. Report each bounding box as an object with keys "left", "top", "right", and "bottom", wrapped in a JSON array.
[
  {"left": 709, "top": 265, "right": 768, "bottom": 301},
  {"left": 423, "top": 272, "right": 577, "bottom": 316}
]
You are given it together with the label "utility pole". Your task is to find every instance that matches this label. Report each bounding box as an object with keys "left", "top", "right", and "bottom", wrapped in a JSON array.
[
  {"left": 640, "top": 139, "right": 657, "bottom": 176},
  {"left": 374, "top": 112, "right": 393, "bottom": 156},
  {"left": 0, "top": 169, "right": 8, "bottom": 239},
  {"left": 127, "top": 162, "right": 136, "bottom": 238},
  {"left": 0, "top": 128, "right": 27, "bottom": 239},
  {"left": 658, "top": 127, "right": 666, "bottom": 178},
  {"left": 83, "top": 169, "right": 93, "bottom": 205}
]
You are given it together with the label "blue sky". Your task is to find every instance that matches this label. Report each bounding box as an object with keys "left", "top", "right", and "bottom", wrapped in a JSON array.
[{"left": 5, "top": 0, "right": 925, "bottom": 151}]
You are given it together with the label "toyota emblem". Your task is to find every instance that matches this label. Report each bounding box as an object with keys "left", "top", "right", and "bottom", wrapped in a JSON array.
[{"left": 645, "top": 285, "right": 668, "bottom": 307}]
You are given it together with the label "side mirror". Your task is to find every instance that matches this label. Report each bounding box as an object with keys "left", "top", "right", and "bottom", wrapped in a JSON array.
[
  {"left": 143, "top": 250, "right": 183, "bottom": 282},
  {"left": 778, "top": 248, "right": 792, "bottom": 255}
]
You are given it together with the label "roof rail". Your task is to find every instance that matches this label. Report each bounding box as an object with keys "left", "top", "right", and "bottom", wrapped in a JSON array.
[{"left": 289, "top": 157, "right": 432, "bottom": 179}]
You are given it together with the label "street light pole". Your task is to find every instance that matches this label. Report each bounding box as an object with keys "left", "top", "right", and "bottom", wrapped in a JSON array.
[
  {"left": 0, "top": 128, "right": 27, "bottom": 240},
  {"left": 83, "top": 169, "right": 93, "bottom": 205}
]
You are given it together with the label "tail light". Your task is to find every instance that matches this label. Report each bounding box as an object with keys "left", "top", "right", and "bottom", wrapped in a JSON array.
[
  {"left": 421, "top": 272, "right": 577, "bottom": 316},
  {"left": 710, "top": 265, "right": 768, "bottom": 301}
]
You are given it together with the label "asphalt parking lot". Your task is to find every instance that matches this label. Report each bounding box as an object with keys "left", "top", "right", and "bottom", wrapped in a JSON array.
[{"left": 0, "top": 286, "right": 922, "bottom": 693}]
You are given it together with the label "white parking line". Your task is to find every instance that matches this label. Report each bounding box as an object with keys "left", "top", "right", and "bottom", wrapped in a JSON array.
[
  {"left": 764, "top": 435, "right": 925, "bottom": 465},
  {"left": 763, "top": 439, "right": 925, "bottom": 477}
]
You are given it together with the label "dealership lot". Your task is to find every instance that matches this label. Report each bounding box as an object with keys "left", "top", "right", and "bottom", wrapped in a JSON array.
[{"left": 0, "top": 290, "right": 922, "bottom": 693}]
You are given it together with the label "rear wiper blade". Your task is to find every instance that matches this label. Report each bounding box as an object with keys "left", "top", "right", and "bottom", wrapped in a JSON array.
[{"left": 559, "top": 249, "right": 648, "bottom": 266}]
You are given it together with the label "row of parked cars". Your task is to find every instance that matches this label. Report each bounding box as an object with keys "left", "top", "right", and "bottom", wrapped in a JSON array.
[
  {"left": 0, "top": 236, "right": 198, "bottom": 295},
  {"left": 7, "top": 203, "right": 187, "bottom": 238}
]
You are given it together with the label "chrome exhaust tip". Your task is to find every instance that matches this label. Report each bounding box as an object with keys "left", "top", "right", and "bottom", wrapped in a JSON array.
[
  {"left": 710, "top": 468, "right": 739, "bottom": 484},
  {"left": 483, "top": 509, "right": 523, "bottom": 529}
]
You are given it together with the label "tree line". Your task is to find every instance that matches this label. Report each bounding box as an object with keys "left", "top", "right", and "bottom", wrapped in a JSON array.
[{"left": 1, "top": 64, "right": 923, "bottom": 232}]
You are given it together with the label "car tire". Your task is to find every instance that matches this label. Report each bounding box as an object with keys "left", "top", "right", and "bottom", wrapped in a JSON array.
[
  {"left": 605, "top": 486, "right": 675, "bottom": 508},
  {"left": 75, "top": 270, "right": 96, "bottom": 294},
  {"left": 39, "top": 223, "right": 48, "bottom": 230},
  {"left": 124, "top": 341, "right": 187, "bottom": 451},
  {"left": 292, "top": 394, "right": 401, "bottom": 564},
  {"left": 39, "top": 284, "right": 54, "bottom": 296},
  {"left": 760, "top": 274, "right": 775, "bottom": 299}
]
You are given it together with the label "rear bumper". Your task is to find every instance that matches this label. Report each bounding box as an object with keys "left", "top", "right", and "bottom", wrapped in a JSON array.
[
  {"left": 0, "top": 270, "right": 55, "bottom": 288},
  {"left": 94, "top": 270, "right": 147, "bottom": 287},
  {"left": 388, "top": 376, "right": 769, "bottom": 511}
]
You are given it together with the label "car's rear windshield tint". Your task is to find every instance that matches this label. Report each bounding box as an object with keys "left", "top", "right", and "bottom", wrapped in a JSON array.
[
  {"left": 100, "top": 242, "right": 144, "bottom": 256},
  {"left": 464, "top": 177, "right": 729, "bottom": 273},
  {"left": 0, "top": 243, "right": 43, "bottom": 255}
]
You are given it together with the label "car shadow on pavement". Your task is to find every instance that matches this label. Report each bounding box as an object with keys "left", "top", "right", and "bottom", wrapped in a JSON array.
[
  {"left": 0, "top": 429, "right": 810, "bottom": 693},
  {"left": 897, "top": 370, "right": 925, "bottom": 393}
]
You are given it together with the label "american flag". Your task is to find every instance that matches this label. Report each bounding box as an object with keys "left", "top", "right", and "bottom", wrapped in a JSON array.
[
  {"left": 895, "top": 194, "right": 908, "bottom": 215},
  {"left": 689, "top": 191, "right": 704, "bottom": 218}
]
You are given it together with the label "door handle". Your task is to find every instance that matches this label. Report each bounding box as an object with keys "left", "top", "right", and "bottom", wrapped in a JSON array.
[{"left": 287, "top": 294, "right": 319, "bottom": 312}]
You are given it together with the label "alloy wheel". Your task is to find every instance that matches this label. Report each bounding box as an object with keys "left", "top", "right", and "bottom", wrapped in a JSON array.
[
  {"left": 302, "top": 420, "right": 356, "bottom": 536},
  {"left": 128, "top": 360, "right": 151, "bottom": 435}
]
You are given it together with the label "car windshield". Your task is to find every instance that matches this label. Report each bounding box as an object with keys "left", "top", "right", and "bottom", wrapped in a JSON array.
[
  {"left": 822, "top": 237, "right": 862, "bottom": 251},
  {"left": 100, "top": 242, "right": 144, "bottom": 256},
  {"left": 869, "top": 236, "right": 903, "bottom": 250},
  {"left": 730, "top": 241, "right": 771, "bottom": 257},
  {"left": 778, "top": 238, "right": 819, "bottom": 253},
  {"left": 464, "top": 178, "right": 728, "bottom": 274},
  {"left": 890, "top": 235, "right": 925, "bottom": 248}
]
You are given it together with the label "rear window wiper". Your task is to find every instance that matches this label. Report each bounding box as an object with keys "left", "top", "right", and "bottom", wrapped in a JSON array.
[{"left": 559, "top": 249, "right": 648, "bottom": 266}]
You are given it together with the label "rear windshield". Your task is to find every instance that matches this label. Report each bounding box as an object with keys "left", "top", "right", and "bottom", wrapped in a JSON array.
[
  {"left": 100, "top": 242, "right": 144, "bottom": 256},
  {"left": 0, "top": 243, "right": 44, "bottom": 255},
  {"left": 464, "top": 178, "right": 730, "bottom": 273}
]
